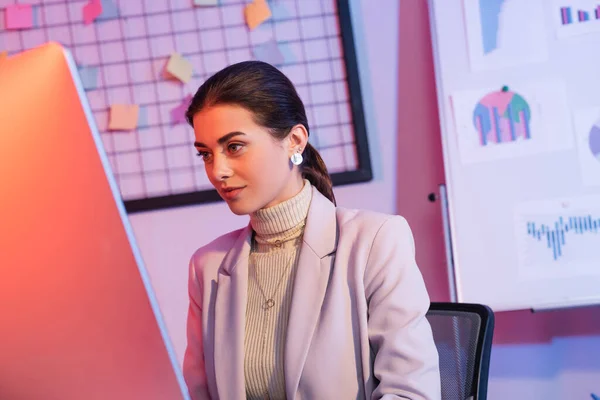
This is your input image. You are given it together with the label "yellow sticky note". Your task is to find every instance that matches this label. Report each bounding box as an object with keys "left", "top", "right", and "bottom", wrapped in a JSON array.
[
  {"left": 164, "top": 53, "right": 193, "bottom": 84},
  {"left": 245, "top": 0, "right": 271, "bottom": 30},
  {"left": 109, "top": 104, "right": 139, "bottom": 131}
]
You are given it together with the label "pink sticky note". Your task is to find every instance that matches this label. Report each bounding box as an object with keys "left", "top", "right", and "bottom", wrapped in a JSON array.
[
  {"left": 83, "top": 0, "right": 103, "bottom": 25},
  {"left": 5, "top": 4, "right": 33, "bottom": 30},
  {"left": 171, "top": 95, "right": 193, "bottom": 126}
]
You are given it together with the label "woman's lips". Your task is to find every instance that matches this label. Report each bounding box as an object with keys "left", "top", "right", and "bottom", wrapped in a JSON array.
[{"left": 221, "top": 187, "right": 244, "bottom": 200}]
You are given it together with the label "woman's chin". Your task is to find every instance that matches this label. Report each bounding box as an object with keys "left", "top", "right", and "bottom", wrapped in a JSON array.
[{"left": 226, "top": 201, "right": 255, "bottom": 216}]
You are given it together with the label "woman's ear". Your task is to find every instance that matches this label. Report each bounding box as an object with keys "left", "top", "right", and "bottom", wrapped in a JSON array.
[{"left": 287, "top": 124, "right": 309, "bottom": 154}]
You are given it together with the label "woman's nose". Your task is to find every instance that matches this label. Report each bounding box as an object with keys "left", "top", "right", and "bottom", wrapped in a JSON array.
[{"left": 211, "top": 154, "right": 233, "bottom": 181}]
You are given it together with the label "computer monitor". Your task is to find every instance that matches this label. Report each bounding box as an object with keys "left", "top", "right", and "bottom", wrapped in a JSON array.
[{"left": 0, "top": 42, "right": 190, "bottom": 400}]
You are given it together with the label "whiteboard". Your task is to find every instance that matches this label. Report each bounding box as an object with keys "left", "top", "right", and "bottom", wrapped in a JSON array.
[{"left": 428, "top": 0, "right": 600, "bottom": 312}]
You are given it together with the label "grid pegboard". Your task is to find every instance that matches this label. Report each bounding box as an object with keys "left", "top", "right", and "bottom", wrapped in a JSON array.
[{"left": 0, "top": 0, "right": 372, "bottom": 212}]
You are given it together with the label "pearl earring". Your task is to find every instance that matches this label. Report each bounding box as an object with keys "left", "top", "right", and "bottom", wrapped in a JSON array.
[{"left": 291, "top": 149, "right": 303, "bottom": 165}]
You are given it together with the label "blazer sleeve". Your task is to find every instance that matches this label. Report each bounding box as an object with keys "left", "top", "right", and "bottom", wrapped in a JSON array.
[
  {"left": 183, "top": 257, "right": 212, "bottom": 400},
  {"left": 364, "top": 216, "right": 441, "bottom": 400}
]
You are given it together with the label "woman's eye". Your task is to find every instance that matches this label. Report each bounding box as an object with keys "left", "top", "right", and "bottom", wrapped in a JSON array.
[
  {"left": 228, "top": 143, "right": 243, "bottom": 153},
  {"left": 196, "top": 151, "right": 211, "bottom": 161}
]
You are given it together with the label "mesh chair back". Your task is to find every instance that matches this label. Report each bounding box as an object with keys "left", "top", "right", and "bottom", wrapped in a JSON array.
[{"left": 426, "top": 303, "right": 494, "bottom": 400}]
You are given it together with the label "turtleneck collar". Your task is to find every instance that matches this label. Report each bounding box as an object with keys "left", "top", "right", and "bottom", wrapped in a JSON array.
[{"left": 249, "top": 180, "right": 312, "bottom": 250}]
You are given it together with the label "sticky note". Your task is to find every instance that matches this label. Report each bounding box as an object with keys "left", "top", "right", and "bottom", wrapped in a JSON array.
[
  {"left": 253, "top": 39, "right": 284, "bottom": 65},
  {"left": 171, "top": 94, "right": 193, "bottom": 126},
  {"left": 164, "top": 53, "right": 193, "bottom": 84},
  {"left": 245, "top": 0, "right": 271, "bottom": 30},
  {"left": 109, "top": 104, "right": 140, "bottom": 131},
  {"left": 278, "top": 42, "right": 295, "bottom": 63},
  {"left": 83, "top": 0, "right": 102, "bottom": 25},
  {"left": 77, "top": 65, "right": 99, "bottom": 91},
  {"left": 137, "top": 106, "right": 149, "bottom": 129},
  {"left": 269, "top": 1, "right": 291, "bottom": 19},
  {"left": 5, "top": 4, "right": 34, "bottom": 30},
  {"left": 96, "top": 0, "right": 120, "bottom": 21},
  {"left": 31, "top": 6, "right": 40, "bottom": 27},
  {"left": 193, "top": 0, "right": 218, "bottom": 5}
]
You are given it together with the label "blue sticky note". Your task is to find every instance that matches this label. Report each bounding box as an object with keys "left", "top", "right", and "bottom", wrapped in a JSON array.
[
  {"left": 137, "top": 106, "right": 149, "bottom": 129},
  {"left": 268, "top": 0, "right": 291, "bottom": 19},
  {"left": 96, "top": 0, "right": 120, "bottom": 21},
  {"left": 194, "top": 0, "right": 219, "bottom": 5},
  {"left": 277, "top": 42, "right": 295, "bottom": 64},
  {"left": 253, "top": 40, "right": 285, "bottom": 66},
  {"left": 77, "top": 65, "right": 99, "bottom": 91},
  {"left": 31, "top": 5, "right": 40, "bottom": 27}
]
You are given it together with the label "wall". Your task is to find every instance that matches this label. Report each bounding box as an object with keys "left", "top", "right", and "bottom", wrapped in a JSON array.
[{"left": 396, "top": 0, "right": 450, "bottom": 303}]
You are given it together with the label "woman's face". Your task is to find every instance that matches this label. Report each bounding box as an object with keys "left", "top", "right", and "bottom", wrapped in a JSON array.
[{"left": 192, "top": 104, "right": 305, "bottom": 215}]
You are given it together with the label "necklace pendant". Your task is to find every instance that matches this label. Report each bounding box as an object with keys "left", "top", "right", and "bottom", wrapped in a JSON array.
[{"left": 263, "top": 299, "right": 275, "bottom": 310}]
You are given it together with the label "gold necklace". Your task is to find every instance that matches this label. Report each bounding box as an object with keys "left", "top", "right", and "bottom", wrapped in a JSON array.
[
  {"left": 251, "top": 261, "right": 291, "bottom": 310},
  {"left": 250, "top": 237, "right": 292, "bottom": 311}
]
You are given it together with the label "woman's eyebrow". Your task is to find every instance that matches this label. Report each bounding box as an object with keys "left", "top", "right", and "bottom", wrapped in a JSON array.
[{"left": 194, "top": 131, "right": 246, "bottom": 147}]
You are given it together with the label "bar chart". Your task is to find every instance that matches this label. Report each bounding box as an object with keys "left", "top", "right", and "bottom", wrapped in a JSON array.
[
  {"left": 516, "top": 196, "right": 600, "bottom": 280},
  {"left": 560, "top": 5, "right": 600, "bottom": 24},
  {"left": 554, "top": 0, "right": 600, "bottom": 36},
  {"left": 526, "top": 216, "right": 600, "bottom": 261}
]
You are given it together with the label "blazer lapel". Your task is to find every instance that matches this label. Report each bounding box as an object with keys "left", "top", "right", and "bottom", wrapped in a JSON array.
[
  {"left": 213, "top": 225, "right": 251, "bottom": 400},
  {"left": 285, "top": 188, "right": 338, "bottom": 399}
]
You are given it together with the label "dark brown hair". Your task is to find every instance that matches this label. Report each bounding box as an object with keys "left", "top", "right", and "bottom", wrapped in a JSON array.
[{"left": 185, "top": 61, "right": 336, "bottom": 205}]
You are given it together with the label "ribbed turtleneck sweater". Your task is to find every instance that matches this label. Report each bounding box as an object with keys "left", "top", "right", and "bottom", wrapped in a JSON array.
[{"left": 244, "top": 180, "right": 312, "bottom": 400}]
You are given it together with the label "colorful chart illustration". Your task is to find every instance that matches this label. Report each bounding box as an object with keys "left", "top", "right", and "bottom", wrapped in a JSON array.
[
  {"left": 478, "top": 0, "right": 504, "bottom": 54},
  {"left": 573, "top": 107, "right": 600, "bottom": 186},
  {"left": 553, "top": 0, "right": 600, "bottom": 37},
  {"left": 590, "top": 123, "right": 600, "bottom": 162},
  {"left": 560, "top": 4, "right": 600, "bottom": 23},
  {"left": 515, "top": 196, "right": 600, "bottom": 281},
  {"left": 472, "top": 88, "right": 531, "bottom": 146},
  {"left": 526, "top": 215, "right": 600, "bottom": 261},
  {"left": 463, "top": 0, "right": 548, "bottom": 71},
  {"left": 451, "top": 82, "right": 573, "bottom": 164}
]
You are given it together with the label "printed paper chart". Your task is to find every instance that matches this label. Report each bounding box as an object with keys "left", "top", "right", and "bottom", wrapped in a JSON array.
[
  {"left": 450, "top": 82, "right": 574, "bottom": 164},
  {"left": 0, "top": 0, "right": 370, "bottom": 210},
  {"left": 553, "top": 0, "right": 600, "bottom": 38},
  {"left": 515, "top": 195, "right": 600, "bottom": 281},
  {"left": 462, "top": 0, "right": 548, "bottom": 71},
  {"left": 573, "top": 106, "right": 600, "bottom": 186}
]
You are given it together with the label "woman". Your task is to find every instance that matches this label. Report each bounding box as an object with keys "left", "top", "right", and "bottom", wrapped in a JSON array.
[{"left": 183, "top": 61, "right": 441, "bottom": 400}]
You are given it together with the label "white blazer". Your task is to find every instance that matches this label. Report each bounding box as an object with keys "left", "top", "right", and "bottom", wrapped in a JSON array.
[{"left": 183, "top": 187, "right": 441, "bottom": 399}]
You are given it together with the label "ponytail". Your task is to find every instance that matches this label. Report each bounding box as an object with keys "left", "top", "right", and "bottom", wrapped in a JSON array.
[{"left": 301, "top": 143, "right": 336, "bottom": 205}]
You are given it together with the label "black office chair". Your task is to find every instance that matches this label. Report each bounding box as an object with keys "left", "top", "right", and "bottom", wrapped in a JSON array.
[{"left": 426, "top": 302, "right": 494, "bottom": 400}]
